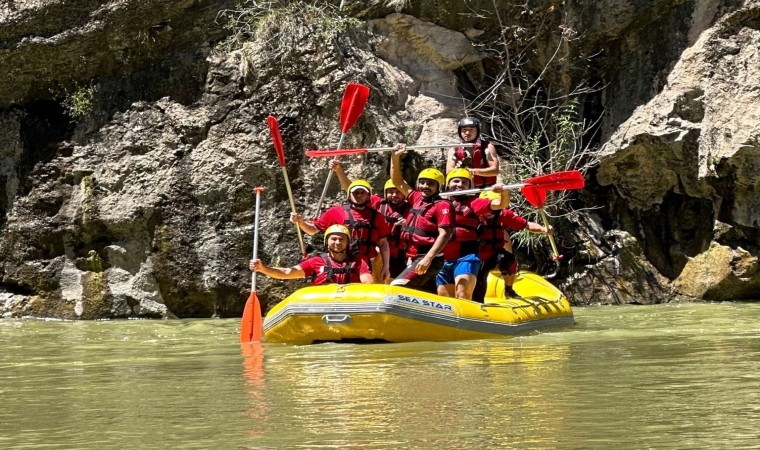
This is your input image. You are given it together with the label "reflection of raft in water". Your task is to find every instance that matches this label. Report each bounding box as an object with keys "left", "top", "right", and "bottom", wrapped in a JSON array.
[{"left": 263, "top": 271, "right": 574, "bottom": 344}]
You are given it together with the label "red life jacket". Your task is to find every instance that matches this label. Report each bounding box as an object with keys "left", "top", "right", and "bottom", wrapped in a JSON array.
[
  {"left": 341, "top": 203, "right": 378, "bottom": 257},
  {"left": 400, "top": 196, "right": 449, "bottom": 249},
  {"left": 454, "top": 139, "right": 496, "bottom": 188},
  {"left": 444, "top": 198, "right": 480, "bottom": 258},
  {"left": 477, "top": 213, "right": 505, "bottom": 254},
  {"left": 310, "top": 253, "right": 359, "bottom": 285},
  {"left": 378, "top": 200, "right": 410, "bottom": 256}
]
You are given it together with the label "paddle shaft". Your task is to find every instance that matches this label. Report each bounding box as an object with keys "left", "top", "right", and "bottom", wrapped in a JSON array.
[
  {"left": 307, "top": 142, "right": 475, "bottom": 156},
  {"left": 280, "top": 167, "right": 307, "bottom": 257},
  {"left": 315, "top": 131, "right": 346, "bottom": 214},
  {"left": 251, "top": 187, "right": 264, "bottom": 291}
]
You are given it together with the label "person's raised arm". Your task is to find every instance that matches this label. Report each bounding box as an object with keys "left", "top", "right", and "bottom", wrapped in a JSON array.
[
  {"left": 250, "top": 258, "right": 306, "bottom": 280},
  {"left": 390, "top": 144, "right": 413, "bottom": 197},
  {"left": 291, "top": 212, "right": 320, "bottom": 235},
  {"left": 329, "top": 159, "right": 351, "bottom": 192}
]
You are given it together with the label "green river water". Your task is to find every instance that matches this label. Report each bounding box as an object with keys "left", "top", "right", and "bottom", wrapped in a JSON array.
[{"left": 1, "top": 302, "right": 759, "bottom": 449}]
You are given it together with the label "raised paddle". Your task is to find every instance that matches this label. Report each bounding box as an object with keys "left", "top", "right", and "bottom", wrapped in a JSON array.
[
  {"left": 266, "top": 115, "right": 307, "bottom": 258},
  {"left": 521, "top": 171, "right": 586, "bottom": 261},
  {"left": 305, "top": 143, "right": 476, "bottom": 157},
  {"left": 315, "top": 82, "right": 370, "bottom": 214},
  {"left": 240, "top": 186, "right": 265, "bottom": 343},
  {"left": 438, "top": 170, "right": 585, "bottom": 197}
]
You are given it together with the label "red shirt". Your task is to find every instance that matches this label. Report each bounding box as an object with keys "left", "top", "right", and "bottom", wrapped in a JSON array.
[
  {"left": 400, "top": 190, "right": 454, "bottom": 258},
  {"left": 443, "top": 196, "right": 493, "bottom": 259},
  {"left": 477, "top": 208, "right": 528, "bottom": 261},
  {"left": 298, "top": 254, "right": 371, "bottom": 285},
  {"left": 313, "top": 203, "right": 391, "bottom": 258}
]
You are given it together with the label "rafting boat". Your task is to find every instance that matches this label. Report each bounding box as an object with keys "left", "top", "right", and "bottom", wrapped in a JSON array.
[{"left": 263, "top": 271, "right": 574, "bottom": 344}]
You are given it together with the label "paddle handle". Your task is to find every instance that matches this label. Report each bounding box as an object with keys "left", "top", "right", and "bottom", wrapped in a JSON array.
[{"left": 438, "top": 182, "right": 525, "bottom": 197}]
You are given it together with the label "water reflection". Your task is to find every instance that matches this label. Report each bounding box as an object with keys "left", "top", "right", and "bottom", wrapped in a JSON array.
[{"left": 243, "top": 340, "right": 575, "bottom": 448}]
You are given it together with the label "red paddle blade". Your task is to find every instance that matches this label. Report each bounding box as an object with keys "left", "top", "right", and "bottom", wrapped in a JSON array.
[
  {"left": 524, "top": 170, "right": 585, "bottom": 191},
  {"left": 305, "top": 148, "right": 368, "bottom": 157},
  {"left": 240, "top": 291, "right": 263, "bottom": 343},
  {"left": 267, "top": 115, "right": 286, "bottom": 167},
  {"left": 339, "top": 83, "right": 370, "bottom": 134},
  {"left": 522, "top": 186, "right": 547, "bottom": 208}
]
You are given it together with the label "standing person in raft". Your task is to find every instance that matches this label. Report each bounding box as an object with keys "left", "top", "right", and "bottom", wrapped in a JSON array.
[
  {"left": 290, "top": 179, "right": 392, "bottom": 283},
  {"left": 471, "top": 192, "right": 552, "bottom": 302},
  {"left": 250, "top": 224, "right": 374, "bottom": 285},
  {"left": 328, "top": 159, "right": 411, "bottom": 278},
  {"left": 388, "top": 145, "right": 454, "bottom": 290},
  {"left": 446, "top": 117, "right": 500, "bottom": 189},
  {"left": 437, "top": 169, "right": 509, "bottom": 300}
]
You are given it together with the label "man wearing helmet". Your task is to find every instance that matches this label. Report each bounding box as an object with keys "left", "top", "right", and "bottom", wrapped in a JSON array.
[
  {"left": 446, "top": 117, "right": 500, "bottom": 189},
  {"left": 291, "top": 178, "right": 391, "bottom": 282},
  {"left": 471, "top": 192, "right": 551, "bottom": 302},
  {"left": 250, "top": 224, "right": 373, "bottom": 285},
  {"left": 328, "top": 159, "right": 411, "bottom": 278},
  {"left": 388, "top": 145, "right": 454, "bottom": 290},
  {"left": 437, "top": 168, "right": 509, "bottom": 300}
]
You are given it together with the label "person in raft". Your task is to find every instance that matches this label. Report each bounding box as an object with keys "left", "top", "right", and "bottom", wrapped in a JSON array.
[
  {"left": 437, "top": 168, "right": 509, "bottom": 300},
  {"left": 446, "top": 117, "right": 500, "bottom": 189},
  {"left": 291, "top": 179, "right": 392, "bottom": 282},
  {"left": 329, "top": 159, "right": 411, "bottom": 278},
  {"left": 250, "top": 224, "right": 373, "bottom": 285},
  {"left": 388, "top": 145, "right": 454, "bottom": 290},
  {"left": 471, "top": 191, "right": 552, "bottom": 303}
]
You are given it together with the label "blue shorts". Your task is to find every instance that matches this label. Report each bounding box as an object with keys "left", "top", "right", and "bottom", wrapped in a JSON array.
[{"left": 436, "top": 254, "right": 481, "bottom": 286}]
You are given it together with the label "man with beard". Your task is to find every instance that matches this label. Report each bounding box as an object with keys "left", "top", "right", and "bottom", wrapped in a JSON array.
[
  {"left": 329, "top": 159, "right": 411, "bottom": 278},
  {"left": 291, "top": 179, "right": 391, "bottom": 283},
  {"left": 446, "top": 117, "right": 500, "bottom": 189},
  {"left": 388, "top": 145, "right": 454, "bottom": 290},
  {"left": 250, "top": 224, "right": 373, "bottom": 285},
  {"left": 437, "top": 169, "right": 508, "bottom": 300}
]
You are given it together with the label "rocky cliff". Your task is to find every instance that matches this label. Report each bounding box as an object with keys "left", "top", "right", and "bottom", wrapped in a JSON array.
[{"left": 1, "top": 0, "right": 758, "bottom": 319}]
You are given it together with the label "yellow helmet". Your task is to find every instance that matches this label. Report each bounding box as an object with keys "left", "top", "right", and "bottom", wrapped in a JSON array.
[
  {"left": 346, "top": 179, "right": 372, "bottom": 196},
  {"left": 417, "top": 168, "right": 445, "bottom": 189},
  {"left": 445, "top": 168, "right": 473, "bottom": 185},
  {"left": 324, "top": 224, "right": 350, "bottom": 245},
  {"left": 479, "top": 190, "right": 501, "bottom": 201}
]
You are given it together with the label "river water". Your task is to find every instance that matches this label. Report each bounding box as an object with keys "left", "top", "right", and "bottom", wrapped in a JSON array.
[{"left": 2, "top": 302, "right": 759, "bottom": 449}]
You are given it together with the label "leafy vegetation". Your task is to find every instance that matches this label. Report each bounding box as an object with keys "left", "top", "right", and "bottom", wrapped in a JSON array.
[{"left": 62, "top": 84, "right": 98, "bottom": 120}]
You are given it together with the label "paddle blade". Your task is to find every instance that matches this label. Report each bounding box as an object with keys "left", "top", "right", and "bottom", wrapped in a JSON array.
[
  {"left": 522, "top": 186, "right": 547, "bottom": 208},
  {"left": 267, "top": 115, "right": 286, "bottom": 167},
  {"left": 339, "top": 83, "right": 370, "bottom": 133},
  {"left": 240, "top": 291, "right": 263, "bottom": 343},
  {"left": 524, "top": 170, "right": 585, "bottom": 191},
  {"left": 305, "top": 148, "right": 368, "bottom": 157}
]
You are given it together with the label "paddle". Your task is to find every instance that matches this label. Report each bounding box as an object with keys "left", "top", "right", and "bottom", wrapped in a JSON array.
[
  {"left": 438, "top": 170, "right": 584, "bottom": 197},
  {"left": 315, "top": 82, "right": 370, "bottom": 214},
  {"left": 305, "top": 143, "right": 475, "bottom": 157},
  {"left": 267, "top": 115, "right": 307, "bottom": 258},
  {"left": 521, "top": 171, "right": 586, "bottom": 261},
  {"left": 240, "top": 186, "right": 265, "bottom": 344}
]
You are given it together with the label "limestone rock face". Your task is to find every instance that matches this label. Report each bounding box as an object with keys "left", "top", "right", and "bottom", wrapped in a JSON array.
[
  {"left": 1, "top": 0, "right": 760, "bottom": 318},
  {"left": 596, "top": 3, "right": 760, "bottom": 297}
]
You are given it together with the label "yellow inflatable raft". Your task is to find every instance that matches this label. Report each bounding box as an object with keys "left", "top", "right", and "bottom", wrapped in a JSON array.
[{"left": 263, "top": 271, "right": 574, "bottom": 344}]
